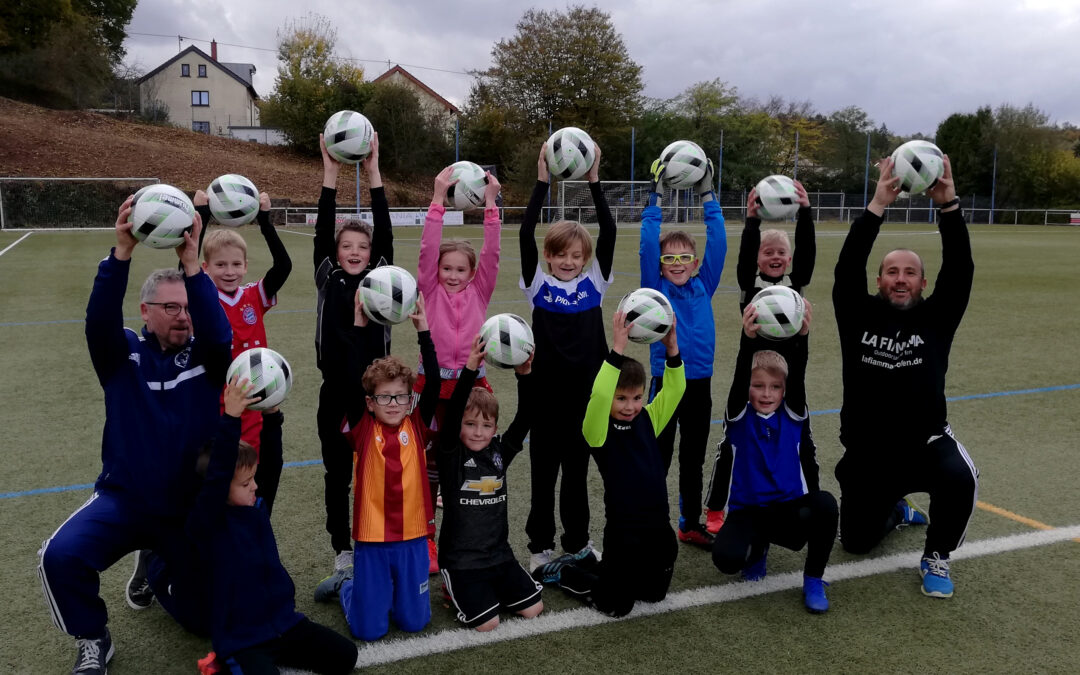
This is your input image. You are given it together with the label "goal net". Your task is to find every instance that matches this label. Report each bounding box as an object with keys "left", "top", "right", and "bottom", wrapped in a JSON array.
[{"left": 0, "top": 177, "right": 159, "bottom": 230}]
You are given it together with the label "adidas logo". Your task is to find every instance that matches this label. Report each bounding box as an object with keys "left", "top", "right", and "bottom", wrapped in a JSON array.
[{"left": 464, "top": 458, "right": 477, "bottom": 468}]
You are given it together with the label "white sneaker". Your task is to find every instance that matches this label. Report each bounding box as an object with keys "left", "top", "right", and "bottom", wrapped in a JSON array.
[
  {"left": 529, "top": 549, "right": 555, "bottom": 573},
  {"left": 579, "top": 540, "right": 602, "bottom": 563},
  {"left": 334, "top": 550, "right": 352, "bottom": 571}
]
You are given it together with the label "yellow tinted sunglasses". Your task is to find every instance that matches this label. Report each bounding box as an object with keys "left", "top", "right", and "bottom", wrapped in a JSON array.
[{"left": 660, "top": 253, "right": 696, "bottom": 265}]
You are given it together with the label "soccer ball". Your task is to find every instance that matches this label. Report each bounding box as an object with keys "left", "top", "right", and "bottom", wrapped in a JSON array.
[
  {"left": 323, "top": 110, "right": 375, "bottom": 164},
  {"left": 207, "top": 174, "right": 259, "bottom": 226},
  {"left": 751, "top": 286, "right": 805, "bottom": 340},
  {"left": 618, "top": 288, "right": 674, "bottom": 344},
  {"left": 545, "top": 127, "right": 596, "bottom": 181},
  {"left": 755, "top": 175, "right": 799, "bottom": 220},
  {"left": 445, "top": 161, "right": 488, "bottom": 210},
  {"left": 359, "top": 265, "right": 418, "bottom": 325},
  {"left": 226, "top": 347, "right": 294, "bottom": 411},
  {"left": 479, "top": 313, "right": 534, "bottom": 368},
  {"left": 659, "top": 140, "right": 708, "bottom": 189},
  {"left": 891, "top": 140, "right": 944, "bottom": 194},
  {"left": 129, "top": 184, "right": 195, "bottom": 249}
]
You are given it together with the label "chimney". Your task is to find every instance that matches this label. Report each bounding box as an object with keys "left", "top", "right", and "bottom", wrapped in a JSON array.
[{"left": 211, "top": 40, "right": 217, "bottom": 61}]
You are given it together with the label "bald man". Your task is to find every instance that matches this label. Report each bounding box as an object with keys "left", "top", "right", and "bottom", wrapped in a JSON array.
[{"left": 831, "top": 155, "right": 978, "bottom": 599}]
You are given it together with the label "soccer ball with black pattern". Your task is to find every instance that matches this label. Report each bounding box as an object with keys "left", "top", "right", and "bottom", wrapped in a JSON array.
[
  {"left": 659, "top": 140, "right": 708, "bottom": 189},
  {"left": 445, "top": 161, "right": 488, "bottom": 210},
  {"left": 618, "top": 288, "right": 674, "bottom": 344},
  {"left": 323, "top": 110, "right": 375, "bottom": 164},
  {"left": 226, "top": 347, "right": 294, "bottom": 410},
  {"left": 545, "top": 127, "right": 596, "bottom": 181},
  {"left": 751, "top": 285, "right": 805, "bottom": 340},
  {"left": 128, "top": 184, "right": 195, "bottom": 249},
  {"left": 479, "top": 313, "right": 534, "bottom": 368},
  {"left": 891, "top": 140, "right": 944, "bottom": 195},
  {"left": 754, "top": 175, "right": 799, "bottom": 220},
  {"left": 359, "top": 265, "right": 418, "bottom": 325},
  {"left": 207, "top": 174, "right": 259, "bottom": 226}
]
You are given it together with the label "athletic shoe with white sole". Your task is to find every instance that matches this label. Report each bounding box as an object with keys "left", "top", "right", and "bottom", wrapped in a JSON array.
[
  {"left": 72, "top": 628, "right": 114, "bottom": 675},
  {"left": 314, "top": 564, "right": 354, "bottom": 602},
  {"left": 125, "top": 549, "right": 154, "bottom": 610},
  {"left": 529, "top": 549, "right": 555, "bottom": 574},
  {"left": 897, "top": 498, "right": 929, "bottom": 527},
  {"left": 920, "top": 553, "right": 954, "bottom": 598}
]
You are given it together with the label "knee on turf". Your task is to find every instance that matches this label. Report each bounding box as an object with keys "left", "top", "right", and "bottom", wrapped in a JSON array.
[
  {"left": 475, "top": 616, "right": 500, "bottom": 632},
  {"left": 712, "top": 547, "right": 745, "bottom": 576},
  {"left": 517, "top": 600, "right": 543, "bottom": 619}
]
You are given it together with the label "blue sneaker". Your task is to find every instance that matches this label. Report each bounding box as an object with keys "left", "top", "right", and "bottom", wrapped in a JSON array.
[
  {"left": 802, "top": 576, "right": 830, "bottom": 613},
  {"left": 920, "top": 553, "right": 954, "bottom": 598},
  {"left": 532, "top": 552, "right": 581, "bottom": 584},
  {"left": 741, "top": 545, "right": 769, "bottom": 581},
  {"left": 897, "top": 498, "right": 929, "bottom": 527}
]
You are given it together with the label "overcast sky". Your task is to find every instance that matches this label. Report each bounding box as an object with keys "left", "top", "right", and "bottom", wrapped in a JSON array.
[{"left": 123, "top": 0, "right": 1080, "bottom": 136}]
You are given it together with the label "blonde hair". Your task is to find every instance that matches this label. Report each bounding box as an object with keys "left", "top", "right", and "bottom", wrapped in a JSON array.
[
  {"left": 751, "top": 350, "right": 788, "bottom": 381},
  {"left": 464, "top": 387, "right": 499, "bottom": 423},
  {"left": 659, "top": 230, "right": 697, "bottom": 255},
  {"left": 439, "top": 240, "right": 477, "bottom": 271},
  {"left": 543, "top": 220, "right": 593, "bottom": 261},
  {"left": 759, "top": 229, "right": 791, "bottom": 250},
  {"left": 362, "top": 355, "right": 416, "bottom": 395},
  {"left": 203, "top": 229, "right": 247, "bottom": 261}
]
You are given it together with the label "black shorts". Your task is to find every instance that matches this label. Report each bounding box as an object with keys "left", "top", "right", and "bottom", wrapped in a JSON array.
[{"left": 441, "top": 559, "right": 543, "bottom": 628}]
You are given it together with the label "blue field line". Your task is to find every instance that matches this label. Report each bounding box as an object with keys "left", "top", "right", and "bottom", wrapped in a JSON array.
[{"left": 3, "top": 382, "right": 1077, "bottom": 500}]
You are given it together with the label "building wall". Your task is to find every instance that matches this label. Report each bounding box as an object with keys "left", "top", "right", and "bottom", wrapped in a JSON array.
[
  {"left": 140, "top": 51, "right": 259, "bottom": 136},
  {"left": 229, "top": 127, "right": 286, "bottom": 145}
]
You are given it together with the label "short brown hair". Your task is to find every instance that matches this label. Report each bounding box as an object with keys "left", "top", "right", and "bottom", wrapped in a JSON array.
[
  {"left": 464, "top": 387, "right": 499, "bottom": 423},
  {"left": 362, "top": 355, "right": 416, "bottom": 395},
  {"left": 659, "top": 230, "right": 697, "bottom": 255},
  {"left": 439, "top": 240, "right": 477, "bottom": 271},
  {"left": 335, "top": 221, "right": 373, "bottom": 246},
  {"left": 759, "top": 229, "right": 790, "bottom": 250},
  {"left": 236, "top": 441, "right": 258, "bottom": 472},
  {"left": 751, "top": 350, "right": 789, "bottom": 380},
  {"left": 616, "top": 357, "right": 646, "bottom": 392},
  {"left": 203, "top": 229, "right": 247, "bottom": 262},
  {"left": 543, "top": 220, "right": 593, "bottom": 261}
]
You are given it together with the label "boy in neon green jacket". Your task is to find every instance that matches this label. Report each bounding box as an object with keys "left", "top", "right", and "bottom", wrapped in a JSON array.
[{"left": 532, "top": 311, "right": 684, "bottom": 617}]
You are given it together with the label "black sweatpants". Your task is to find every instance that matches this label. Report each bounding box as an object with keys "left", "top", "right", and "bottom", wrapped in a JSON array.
[
  {"left": 525, "top": 380, "right": 592, "bottom": 554},
  {"left": 651, "top": 376, "right": 712, "bottom": 527},
  {"left": 318, "top": 381, "right": 353, "bottom": 554},
  {"left": 711, "top": 491, "right": 838, "bottom": 578},
  {"left": 834, "top": 427, "right": 978, "bottom": 558},
  {"left": 558, "top": 523, "right": 678, "bottom": 618},
  {"left": 224, "top": 617, "right": 357, "bottom": 675}
]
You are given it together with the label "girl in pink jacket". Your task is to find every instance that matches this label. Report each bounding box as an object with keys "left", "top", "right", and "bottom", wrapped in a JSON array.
[{"left": 414, "top": 165, "right": 502, "bottom": 572}]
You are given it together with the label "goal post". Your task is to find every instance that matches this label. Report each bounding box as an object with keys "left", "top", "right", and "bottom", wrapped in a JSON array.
[{"left": 0, "top": 177, "right": 159, "bottom": 230}]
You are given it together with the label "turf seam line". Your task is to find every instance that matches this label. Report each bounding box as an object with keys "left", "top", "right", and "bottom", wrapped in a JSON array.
[
  {"left": 0, "top": 231, "right": 33, "bottom": 257},
  {"left": 347, "top": 526, "right": 1080, "bottom": 668}
]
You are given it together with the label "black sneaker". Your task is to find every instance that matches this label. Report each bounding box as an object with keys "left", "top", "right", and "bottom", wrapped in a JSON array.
[
  {"left": 125, "top": 550, "right": 154, "bottom": 610},
  {"left": 72, "top": 628, "right": 114, "bottom": 674}
]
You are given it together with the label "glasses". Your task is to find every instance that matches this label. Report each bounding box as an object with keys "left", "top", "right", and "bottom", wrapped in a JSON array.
[
  {"left": 145, "top": 302, "right": 189, "bottom": 316},
  {"left": 370, "top": 393, "right": 412, "bottom": 406},
  {"left": 660, "top": 253, "right": 696, "bottom": 265}
]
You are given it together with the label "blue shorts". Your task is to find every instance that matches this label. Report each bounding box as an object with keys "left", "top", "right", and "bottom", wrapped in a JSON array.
[{"left": 340, "top": 537, "right": 430, "bottom": 641}]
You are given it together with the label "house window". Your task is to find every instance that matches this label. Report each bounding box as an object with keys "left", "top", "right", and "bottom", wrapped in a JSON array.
[
  {"left": 191, "top": 91, "right": 209, "bottom": 106},
  {"left": 198, "top": 64, "right": 207, "bottom": 77},
  {"left": 181, "top": 64, "right": 190, "bottom": 77},
  {"left": 192, "top": 121, "right": 210, "bottom": 134}
]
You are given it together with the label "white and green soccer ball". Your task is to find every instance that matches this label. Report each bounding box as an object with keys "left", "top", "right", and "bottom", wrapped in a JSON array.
[
  {"left": 226, "top": 347, "right": 294, "bottom": 411},
  {"left": 323, "top": 110, "right": 375, "bottom": 164},
  {"left": 754, "top": 175, "right": 799, "bottom": 220},
  {"left": 545, "top": 127, "right": 596, "bottom": 181},
  {"left": 360, "top": 265, "right": 418, "bottom": 325},
  {"left": 129, "top": 184, "right": 195, "bottom": 249},
  {"left": 479, "top": 313, "right": 534, "bottom": 368},
  {"left": 445, "top": 161, "right": 488, "bottom": 210},
  {"left": 659, "top": 140, "right": 708, "bottom": 189},
  {"left": 751, "top": 285, "right": 805, "bottom": 340},
  {"left": 891, "top": 140, "right": 945, "bottom": 195},
  {"left": 618, "top": 288, "right": 674, "bottom": 344},
  {"left": 207, "top": 174, "right": 259, "bottom": 226}
]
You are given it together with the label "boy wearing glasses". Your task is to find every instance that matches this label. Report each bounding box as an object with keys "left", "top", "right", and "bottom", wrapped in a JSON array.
[
  {"left": 639, "top": 157, "right": 727, "bottom": 548},
  {"left": 319, "top": 294, "right": 440, "bottom": 641}
]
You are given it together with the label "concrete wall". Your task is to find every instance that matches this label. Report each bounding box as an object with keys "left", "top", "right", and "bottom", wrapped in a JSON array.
[
  {"left": 140, "top": 51, "right": 259, "bottom": 136},
  {"left": 229, "top": 127, "right": 286, "bottom": 145}
]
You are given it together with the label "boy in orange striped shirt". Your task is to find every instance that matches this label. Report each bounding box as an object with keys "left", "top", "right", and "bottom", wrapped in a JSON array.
[{"left": 322, "top": 293, "right": 440, "bottom": 641}]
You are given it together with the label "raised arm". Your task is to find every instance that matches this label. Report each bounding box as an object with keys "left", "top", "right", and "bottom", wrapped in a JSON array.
[
  {"left": 645, "top": 318, "right": 685, "bottom": 434},
  {"left": 698, "top": 198, "right": 729, "bottom": 295},
  {"left": 926, "top": 156, "right": 974, "bottom": 324},
  {"left": 258, "top": 193, "right": 293, "bottom": 300},
  {"left": 726, "top": 309, "right": 761, "bottom": 419},
  {"left": 833, "top": 159, "right": 899, "bottom": 316},
  {"left": 789, "top": 188, "right": 816, "bottom": 290},
  {"left": 193, "top": 191, "right": 213, "bottom": 259},
  {"left": 314, "top": 134, "right": 341, "bottom": 276},
  {"left": 588, "top": 145, "right": 616, "bottom": 280},
  {"left": 520, "top": 144, "right": 550, "bottom": 287},
  {"left": 737, "top": 189, "right": 763, "bottom": 296},
  {"left": 367, "top": 137, "right": 393, "bottom": 267},
  {"left": 441, "top": 335, "right": 482, "bottom": 452},
  {"left": 583, "top": 354, "right": 620, "bottom": 448},
  {"left": 639, "top": 201, "right": 662, "bottom": 290},
  {"left": 413, "top": 295, "right": 440, "bottom": 426},
  {"left": 86, "top": 200, "right": 138, "bottom": 385},
  {"left": 501, "top": 368, "right": 534, "bottom": 462},
  {"left": 418, "top": 203, "right": 445, "bottom": 294},
  {"left": 472, "top": 173, "right": 503, "bottom": 302}
]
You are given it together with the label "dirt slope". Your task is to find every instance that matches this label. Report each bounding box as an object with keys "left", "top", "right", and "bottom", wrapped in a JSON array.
[{"left": 0, "top": 97, "right": 430, "bottom": 206}]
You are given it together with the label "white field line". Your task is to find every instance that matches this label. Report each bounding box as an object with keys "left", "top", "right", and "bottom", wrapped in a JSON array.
[
  {"left": 335, "top": 525, "right": 1080, "bottom": 669},
  {"left": 0, "top": 232, "right": 32, "bottom": 257}
]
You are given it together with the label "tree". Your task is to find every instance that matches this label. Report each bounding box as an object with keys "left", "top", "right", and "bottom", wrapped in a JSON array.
[
  {"left": 72, "top": 0, "right": 136, "bottom": 64},
  {"left": 817, "top": 106, "right": 894, "bottom": 194},
  {"left": 259, "top": 13, "right": 370, "bottom": 153},
  {"left": 363, "top": 82, "right": 452, "bottom": 175},
  {"left": 935, "top": 107, "right": 995, "bottom": 197}
]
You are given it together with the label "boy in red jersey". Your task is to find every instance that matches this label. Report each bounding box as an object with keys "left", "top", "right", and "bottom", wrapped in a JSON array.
[{"left": 316, "top": 293, "right": 440, "bottom": 641}]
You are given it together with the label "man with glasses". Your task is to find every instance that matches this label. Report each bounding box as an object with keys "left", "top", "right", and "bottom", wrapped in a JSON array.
[
  {"left": 38, "top": 196, "right": 232, "bottom": 674},
  {"left": 639, "top": 156, "right": 727, "bottom": 547}
]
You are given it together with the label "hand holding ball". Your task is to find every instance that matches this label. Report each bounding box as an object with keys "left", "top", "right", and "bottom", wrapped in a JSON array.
[
  {"left": 750, "top": 286, "right": 805, "bottom": 340},
  {"left": 359, "top": 265, "right": 418, "bottom": 325},
  {"left": 545, "top": 127, "right": 596, "bottom": 181},
  {"left": 617, "top": 288, "right": 674, "bottom": 344},
  {"left": 226, "top": 348, "right": 294, "bottom": 410},
  {"left": 479, "top": 313, "right": 534, "bottom": 368},
  {"left": 129, "top": 184, "right": 195, "bottom": 249}
]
